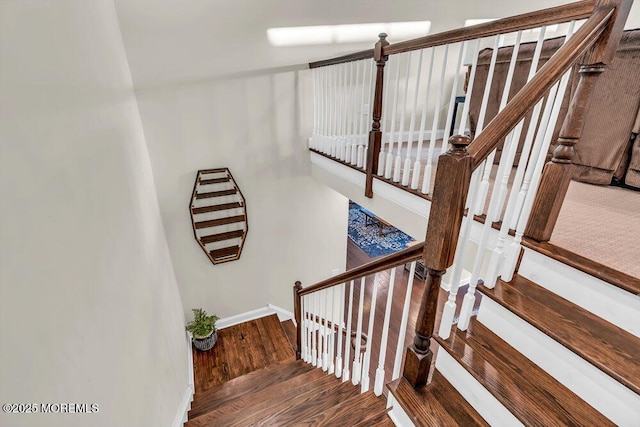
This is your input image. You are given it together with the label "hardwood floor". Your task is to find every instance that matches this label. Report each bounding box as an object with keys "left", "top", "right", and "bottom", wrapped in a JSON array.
[{"left": 192, "top": 314, "right": 295, "bottom": 394}]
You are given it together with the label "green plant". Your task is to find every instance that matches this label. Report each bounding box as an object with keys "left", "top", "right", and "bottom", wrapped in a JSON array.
[{"left": 186, "top": 308, "right": 219, "bottom": 338}]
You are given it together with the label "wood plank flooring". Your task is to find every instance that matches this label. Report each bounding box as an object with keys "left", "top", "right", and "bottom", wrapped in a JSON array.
[{"left": 192, "top": 314, "right": 295, "bottom": 394}]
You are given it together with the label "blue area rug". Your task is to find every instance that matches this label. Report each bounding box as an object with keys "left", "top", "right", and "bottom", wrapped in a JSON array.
[{"left": 348, "top": 201, "right": 415, "bottom": 258}]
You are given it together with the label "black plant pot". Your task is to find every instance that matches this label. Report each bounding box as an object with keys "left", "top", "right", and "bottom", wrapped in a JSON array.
[{"left": 193, "top": 330, "right": 217, "bottom": 351}]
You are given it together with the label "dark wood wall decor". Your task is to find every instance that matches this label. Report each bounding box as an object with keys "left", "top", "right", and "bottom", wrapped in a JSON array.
[{"left": 189, "top": 168, "right": 248, "bottom": 264}]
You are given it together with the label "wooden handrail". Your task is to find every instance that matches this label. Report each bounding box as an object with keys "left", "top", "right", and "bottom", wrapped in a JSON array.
[
  {"left": 467, "top": 5, "right": 614, "bottom": 168},
  {"left": 309, "top": 49, "right": 374, "bottom": 69},
  {"left": 298, "top": 241, "right": 424, "bottom": 296},
  {"left": 384, "top": 0, "right": 596, "bottom": 56}
]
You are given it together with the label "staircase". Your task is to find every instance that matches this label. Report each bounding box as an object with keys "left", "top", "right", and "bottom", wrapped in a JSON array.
[
  {"left": 385, "top": 242, "right": 640, "bottom": 426},
  {"left": 185, "top": 316, "right": 394, "bottom": 426}
]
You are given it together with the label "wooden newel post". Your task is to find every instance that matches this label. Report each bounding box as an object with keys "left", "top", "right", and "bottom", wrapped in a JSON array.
[
  {"left": 293, "top": 281, "right": 303, "bottom": 360},
  {"left": 403, "top": 135, "right": 472, "bottom": 388},
  {"left": 525, "top": 0, "right": 632, "bottom": 242},
  {"left": 365, "top": 33, "right": 390, "bottom": 198}
]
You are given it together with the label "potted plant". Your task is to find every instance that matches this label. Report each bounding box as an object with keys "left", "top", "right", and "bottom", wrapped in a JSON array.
[{"left": 186, "top": 308, "right": 220, "bottom": 351}]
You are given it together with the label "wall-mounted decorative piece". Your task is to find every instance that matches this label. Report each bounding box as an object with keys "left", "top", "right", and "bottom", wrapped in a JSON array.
[{"left": 189, "top": 168, "right": 248, "bottom": 264}]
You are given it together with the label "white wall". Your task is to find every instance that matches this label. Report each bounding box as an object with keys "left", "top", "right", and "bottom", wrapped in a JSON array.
[
  {"left": 0, "top": 1, "right": 189, "bottom": 426},
  {"left": 134, "top": 70, "right": 349, "bottom": 320}
]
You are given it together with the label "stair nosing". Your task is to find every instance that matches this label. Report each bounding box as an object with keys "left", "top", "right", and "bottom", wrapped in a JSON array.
[{"left": 479, "top": 275, "right": 640, "bottom": 394}]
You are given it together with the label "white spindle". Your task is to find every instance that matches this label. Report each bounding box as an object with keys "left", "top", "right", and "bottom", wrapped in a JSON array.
[
  {"left": 385, "top": 56, "right": 402, "bottom": 178},
  {"left": 349, "top": 61, "right": 360, "bottom": 165},
  {"left": 340, "top": 64, "right": 349, "bottom": 160},
  {"left": 394, "top": 52, "right": 412, "bottom": 182},
  {"left": 374, "top": 268, "right": 396, "bottom": 396},
  {"left": 473, "top": 31, "right": 523, "bottom": 216},
  {"left": 357, "top": 61, "right": 368, "bottom": 168},
  {"left": 411, "top": 48, "right": 434, "bottom": 190},
  {"left": 421, "top": 45, "right": 448, "bottom": 194},
  {"left": 363, "top": 58, "right": 375, "bottom": 168},
  {"left": 335, "top": 283, "right": 345, "bottom": 378},
  {"left": 403, "top": 50, "right": 424, "bottom": 186},
  {"left": 393, "top": 261, "right": 416, "bottom": 379},
  {"left": 503, "top": 64, "right": 573, "bottom": 281},
  {"left": 378, "top": 57, "right": 393, "bottom": 174},
  {"left": 301, "top": 295, "right": 308, "bottom": 362},
  {"left": 361, "top": 273, "right": 379, "bottom": 393},
  {"left": 352, "top": 277, "right": 366, "bottom": 385},
  {"left": 328, "top": 286, "right": 336, "bottom": 375},
  {"left": 311, "top": 292, "right": 318, "bottom": 366},
  {"left": 344, "top": 62, "right": 354, "bottom": 163},
  {"left": 331, "top": 65, "right": 339, "bottom": 157},
  {"left": 457, "top": 41, "right": 480, "bottom": 135},
  {"left": 306, "top": 295, "right": 313, "bottom": 363},
  {"left": 441, "top": 42, "right": 466, "bottom": 145},
  {"left": 322, "top": 288, "right": 329, "bottom": 371},
  {"left": 342, "top": 280, "right": 355, "bottom": 382}
]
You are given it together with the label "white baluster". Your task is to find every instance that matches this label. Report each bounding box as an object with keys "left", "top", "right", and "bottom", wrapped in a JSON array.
[
  {"left": 412, "top": 48, "right": 434, "bottom": 190},
  {"left": 311, "top": 292, "right": 318, "bottom": 366},
  {"left": 394, "top": 52, "right": 412, "bottom": 182},
  {"left": 441, "top": 42, "right": 466, "bottom": 144},
  {"left": 363, "top": 58, "right": 375, "bottom": 168},
  {"left": 403, "top": 50, "right": 423, "bottom": 186},
  {"left": 339, "top": 64, "right": 348, "bottom": 160},
  {"left": 393, "top": 261, "right": 416, "bottom": 379},
  {"left": 342, "top": 280, "right": 355, "bottom": 382},
  {"left": 349, "top": 62, "right": 360, "bottom": 165},
  {"left": 421, "top": 45, "right": 448, "bottom": 194},
  {"left": 457, "top": 41, "right": 480, "bottom": 135},
  {"left": 306, "top": 295, "right": 313, "bottom": 363},
  {"left": 322, "top": 288, "right": 329, "bottom": 371},
  {"left": 335, "top": 282, "right": 345, "bottom": 378},
  {"left": 374, "top": 268, "right": 396, "bottom": 396},
  {"left": 328, "top": 286, "right": 336, "bottom": 375},
  {"left": 504, "top": 64, "right": 573, "bottom": 281},
  {"left": 385, "top": 57, "right": 402, "bottom": 178},
  {"left": 352, "top": 277, "right": 366, "bottom": 385},
  {"left": 361, "top": 273, "right": 380, "bottom": 393},
  {"left": 483, "top": 27, "right": 548, "bottom": 287},
  {"left": 474, "top": 31, "right": 523, "bottom": 216},
  {"left": 331, "top": 65, "right": 339, "bottom": 158},
  {"left": 378, "top": 56, "right": 393, "bottom": 174},
  {"left": 301, "top": 294, "right": 307, "bottom": 362}
]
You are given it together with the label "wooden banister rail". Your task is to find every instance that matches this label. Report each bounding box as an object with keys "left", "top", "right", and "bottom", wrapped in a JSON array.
[
  {"left": 298, "top": 241, "right": 424, "bottom": 297},
  {"left": 383, "top": 0, "right": 596, "bottom": 56},
  {"left": 309, "top": 49, "right": 374, "bottom": 69},
  {"left": 401, "top": 0, "right": 630, "bottom": 389}
]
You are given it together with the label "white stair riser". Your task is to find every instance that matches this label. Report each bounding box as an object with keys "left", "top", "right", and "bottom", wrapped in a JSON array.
[
  {"left": 436, "top": 348, "right": 523, "bottom": 427},
  {"left": 477, "top": 297, "right": 640, "bottom": 426},
  {"left": 518, "top": 247, "right": 640, "bottom": 337}
]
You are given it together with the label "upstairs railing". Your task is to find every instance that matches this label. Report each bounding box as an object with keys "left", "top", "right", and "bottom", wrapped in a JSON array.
[{"left": 304, "top": 0, "right": 632, "bottom": 390}]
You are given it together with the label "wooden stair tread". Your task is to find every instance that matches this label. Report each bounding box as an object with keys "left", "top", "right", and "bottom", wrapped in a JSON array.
[
  {"left": 199, "top": 229, "right": 244, "bottom": 244},
  {"left": 523, "top": 239, "right": 640, "bottom": 295},
  {"left": 199, "top": 176, "right": 231, "bottom": 185},
  {"left": 209, "top": 245, "right": 240, "bottom": 259},
  {"left": 479, "top": 274, "right": 640, "bottom": 394},
  {"left": 195, "top": 188, "right": 237, "bottom": 199},
  {"left": 251, "top": 380, "right": 360, "bottom": 427},
  {"left": 295, "top": 390, "right": 387, "bottom": 426},
  {"left": 189, "top": 359, "right": 311, "bottom": 418},
  {"left": 436, "top": 322, "right": 614, "bottom": 426},
  {"left": 388, "top": 373, "right": 488, "bottom": 427},
  {"left": 280, "top": 319, "right": 297, "bottom": 353},
  {"left": 187, "top": 366, "right": 333, "bottom": 426},
  {"left": 358, "top": 410, "right": 394, "bottom": 426},
  {"left": 191, "top": 202, "right": 242, "bottom": 215},
  {"left": 194, "top": 214, "right": 245, "bottom": 229}
]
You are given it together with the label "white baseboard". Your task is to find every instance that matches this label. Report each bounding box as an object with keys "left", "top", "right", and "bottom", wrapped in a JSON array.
[
  {"left": 217, "top": 304, "right": 294, "bottom": 330},
  {"left": 518, "top": 247, "right": 640, "bottom": 337},
  {"left": 477, "top": 297, "right": 640, "bottom": 426},
  {"left": 172, "top": 385, "right": 194, "bottom": 427}
]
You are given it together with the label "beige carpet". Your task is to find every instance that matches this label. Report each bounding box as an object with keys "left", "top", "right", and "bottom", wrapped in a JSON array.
[{"left": 551, "top": 181, "right": 640, "bottom": 279}]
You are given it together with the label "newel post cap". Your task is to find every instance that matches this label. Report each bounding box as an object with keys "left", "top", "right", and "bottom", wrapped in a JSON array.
[{"left": 448, "top": 134, "right": 471, "bottom": 153}]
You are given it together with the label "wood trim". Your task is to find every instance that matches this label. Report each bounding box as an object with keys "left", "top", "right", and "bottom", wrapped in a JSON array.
[
  {"left": 467, "top": 6, "right": 613, "bottom": 169},
  {"left": 384, "top": 0, "right": 596, "bottom": 56},
  {"left": 309, "top": 49, "right": 374, "bottom": 69},
  {"left": 298, "top": 242, "right": 424, "bottom": 296},
  {"left": 309, "top": 148, "right": 366, "bottom": 174},
  {"left": 522, "top": 239, "right": 640, "bottom": 295}
]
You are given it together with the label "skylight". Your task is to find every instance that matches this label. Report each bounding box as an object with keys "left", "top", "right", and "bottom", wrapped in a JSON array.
[{"left": 267, "top": 21, "right": 431, "bottom": 47}]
